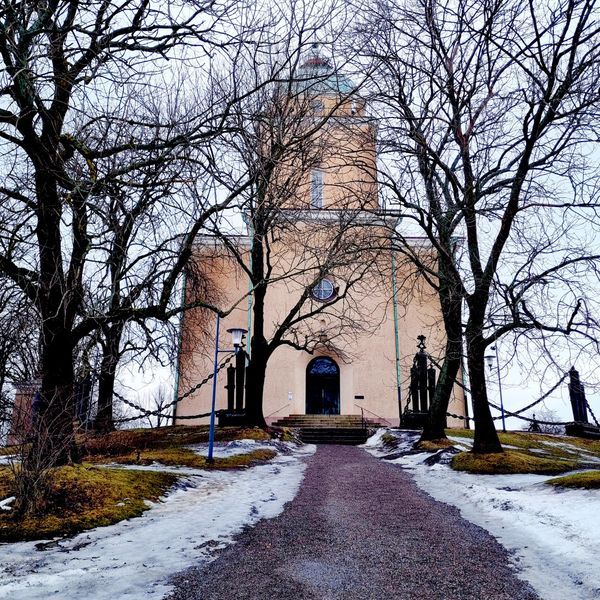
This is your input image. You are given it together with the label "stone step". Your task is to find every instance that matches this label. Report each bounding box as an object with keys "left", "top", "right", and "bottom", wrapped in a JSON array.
[
  {"left": 272, "top": 414, "right": 382, "bottom": 429},
  {"left": 277, "top": 418, "right": 365, "bottom": 423},
  {"left": 286, "top": 414, "right": 364, "bottom": 418},
  {"left": 273, "top": 418, "right": 365, "bottom": 424}
]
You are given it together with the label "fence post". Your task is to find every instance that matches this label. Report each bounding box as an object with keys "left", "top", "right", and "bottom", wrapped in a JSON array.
[
  {"left": 235, "top": 350, "right": 246, "bottom": 412},
  {"left": 226, "top": 365, "right": 235, "bottom": 412},
  {"left": 569, "top": 367, "right": 589, "bottom": 423}
]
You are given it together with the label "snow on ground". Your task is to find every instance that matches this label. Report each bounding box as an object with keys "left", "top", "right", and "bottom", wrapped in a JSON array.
[
  {"left": 0, "top": 441, "right": 315, "bottom": 600},
  {"left": 186, "top": 438, "right": 292, "bottom": 458},
  {"left": 363, "top": 430, "right": 600, "bottom": 600},
  {"left": 0, "top": 455, "right": 15, "bottom": 466}
]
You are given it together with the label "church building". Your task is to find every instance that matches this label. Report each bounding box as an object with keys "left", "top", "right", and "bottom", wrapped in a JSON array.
[{"left": 174, "top": 51, "right": 468, "bottom": 428}]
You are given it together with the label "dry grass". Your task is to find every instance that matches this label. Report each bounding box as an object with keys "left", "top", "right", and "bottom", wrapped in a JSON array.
[
  {"left": 79, "top": 425, "right": 271, "bottom": 458},
  {"left": 0, "top": 464, "right": 176, "bottom": 542},
  {"left": 88, "top": 447, "right": 277, "bottom": 469},
  {"left": 446, "top": 429, "right": 600, "bottom": 462},
  {"left": 270, "top": 427, "right": 297, "bottom": 443},
  {"left": 0, "top": 445, "right": 23, "bottom": 456},
  {"left": 414, "top": 439, "right": 455, "bottom": 452},
  {"left": 546, "top": 471, "right": 600, "bottom": 489},
  {"left": 0, "top": 425, "right": 279, "bottom": 542},
  {"left": 381, "top": 432, "right": 400, "bottom": 449},
  {"left": 451, "top": 450, "right": 576, "bottom": 475}
]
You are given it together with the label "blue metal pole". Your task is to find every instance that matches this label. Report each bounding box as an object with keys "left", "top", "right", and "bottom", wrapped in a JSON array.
[{"left": 207, "top": 314, "right": 221, "bottom": 463}]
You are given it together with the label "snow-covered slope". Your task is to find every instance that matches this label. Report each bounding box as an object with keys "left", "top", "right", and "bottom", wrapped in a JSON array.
[
  {"left": 0, "top": 442, "right": 315, "bottom": 600},
  {"left": 363, "top": 430, "right": 600, "bottom": 600}
]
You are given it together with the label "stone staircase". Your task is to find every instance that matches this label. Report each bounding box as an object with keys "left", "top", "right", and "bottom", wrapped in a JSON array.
[{"left": 271, "top": 414, "right": 383, "bottom": 445}]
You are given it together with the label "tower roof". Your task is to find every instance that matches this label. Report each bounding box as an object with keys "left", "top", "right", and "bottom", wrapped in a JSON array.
[{"left": 294, "top": 46, "right": 356, "bottom": 97}]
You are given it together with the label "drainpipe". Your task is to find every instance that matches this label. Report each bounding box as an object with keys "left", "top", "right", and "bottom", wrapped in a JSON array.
[
  {"left": 245, "top": 218, "right": 254, "bottom": 358},
  {"left": 391, "top": 216, "right": 403, "bottom": 425},
  {"left": 172, "top": 271, "right": 187, "bottom": 425}
]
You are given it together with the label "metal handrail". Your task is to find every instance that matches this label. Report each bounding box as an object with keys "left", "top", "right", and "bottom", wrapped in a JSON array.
[
  {"left": 354, "top": 403, "right": 392, "bottom": 427},
  {"left": 359, "top": 407, "right": 366, "bottom": 430},
  {"left": 265, "top": 403, "right": 291, "bottom": 419}
]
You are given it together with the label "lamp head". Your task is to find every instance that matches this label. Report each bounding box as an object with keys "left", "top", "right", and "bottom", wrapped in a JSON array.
[
  {"left": 227, "top": 327, "right": 247, "bottom": 349},
  {"left": 484, "top": 354, "right": 494, "bottom": 370}
]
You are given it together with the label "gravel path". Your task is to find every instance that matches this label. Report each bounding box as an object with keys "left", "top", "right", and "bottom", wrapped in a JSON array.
[{"left": 167, "top": 445, "right": 540, "bottom": 600}]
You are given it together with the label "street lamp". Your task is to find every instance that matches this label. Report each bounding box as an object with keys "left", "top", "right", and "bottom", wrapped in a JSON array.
[
  {"left": 484, "top": 344, "right": 506, "bottom": 432},
  {"left": 207, "top": 315, "right": 247, "bottom": 463}
]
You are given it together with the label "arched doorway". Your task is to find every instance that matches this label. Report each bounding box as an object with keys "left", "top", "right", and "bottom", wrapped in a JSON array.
[{"left": 306, "top": 357, "right": 340, "bottom": 415}]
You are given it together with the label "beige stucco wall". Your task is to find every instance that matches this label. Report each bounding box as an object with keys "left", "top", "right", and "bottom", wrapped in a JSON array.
[{"left": 175, "top": 236, "right": 467, "bottom": 428}]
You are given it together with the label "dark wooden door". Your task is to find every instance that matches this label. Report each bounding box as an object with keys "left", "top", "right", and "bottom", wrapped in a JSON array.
[{"left": 306, "top": 357, "right": 340, "bottom": 414}]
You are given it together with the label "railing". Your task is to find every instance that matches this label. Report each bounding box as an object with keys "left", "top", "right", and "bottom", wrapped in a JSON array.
[
  {"left": 354, "top": 403, "right": 392, "bottom": 427},
  {"left": 265, "top": 403, "right": 291, "bottom": 419},
  {"left": 359, "top": 407, "right": 366, "bottom": 430}
]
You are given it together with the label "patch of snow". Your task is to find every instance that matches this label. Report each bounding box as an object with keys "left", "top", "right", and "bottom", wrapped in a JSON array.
[
  {"left": 541, "top": 441, "right": 600, "bottom": 464},
  {"left": 0, "top": 443, "right": 315, "bottom": 600},
  {"left": 186, "top": 438, "right": 298, "bottom": 459},
  {"left": 447, "top": 435, "right": 473, "bottom": 450},
  {"left": 542, "top": 440, "right": 581, "bottom": 452},
  {"left": 364, "top": 430, "right": 600, "bottom": 600},
  {"left": 360, "top": 428, "right": 416, "bottom": 456},
  {"left": 360, "top": 428, "right": 389, "bottom": 455},
  {"left": 0, "top": 454, "right": 16, "bottom": 466},
  {"left": 0, "top": 496, "right": 15, "bottom": 511}
]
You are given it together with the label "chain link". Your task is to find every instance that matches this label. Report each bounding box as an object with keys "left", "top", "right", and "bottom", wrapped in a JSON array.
[
  {"left": 586, "top": 400, "right": 600, "bottom": 427},
  {"left": 114, "top": 354, "right": 597, "bottom": 430},
  {"left": 426, "top": 355, "right": 575, "bottom": 426},
  {"left": 114, "top": 353, "right": 235, "bottom": 423},
  {"left": 488, "top": 372, "right": 569, "bottom": 418}
]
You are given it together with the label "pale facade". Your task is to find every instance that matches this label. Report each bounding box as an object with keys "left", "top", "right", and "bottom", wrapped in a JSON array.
[{"left": 175, "top": 54, "right": 467, "bottom": 428}]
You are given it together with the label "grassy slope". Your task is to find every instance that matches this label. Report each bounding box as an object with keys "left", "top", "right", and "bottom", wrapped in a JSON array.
[
  {"left": 0, "top": 425, "right": 277, "bottom": 542},
  {"left": 546, "top": 471, "right": 600, "bottom": 489},
  {"left": 448, "top": 428, "right": 600, "bottom": 455},
  {"left": 88, "top": 447, "right": 277, "bottom": 469},
  {"left": 451, "top": 450, "right": 574, "bottom": 475},
  {"left": 0, "top": 465, "right": 177, "bottom": 542},
  {"left": 446, "top": 429, "right": 600, "bottom": 475}
]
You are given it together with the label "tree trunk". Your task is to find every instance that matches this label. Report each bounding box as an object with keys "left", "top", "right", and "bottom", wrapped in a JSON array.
[
  {"left": 32, "top": 323, "right": 78, "bottom": 466},
  {"left": 466, "top": 326, "right": 502, "bottom": 453},
  {"left": 95, "top": 324, "right": 123, "bottom": 432},
  {"left": 245, "top": 260, "right": 268, "bottom": 428},
  {"left": 421, "top": 259, "right": 463, "bottom": 442},
  {"left": 32, "top": 172, "right": 79, "bottom": 465},
  {"left": 243, "top": 212, "right": 270, "bottom": 429},
  {"left": 421, "top": 336, "right": 462, "bottom": 441},
  {"left": 244, "top": 346, "right": 268, "bottom": 428}
]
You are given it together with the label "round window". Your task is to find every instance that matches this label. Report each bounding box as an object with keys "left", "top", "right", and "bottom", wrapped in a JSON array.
[{"left": 311, "top": 278, "right": 335, "bottom": 301}]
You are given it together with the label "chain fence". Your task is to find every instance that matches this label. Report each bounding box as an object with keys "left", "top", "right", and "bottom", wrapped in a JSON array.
[
  {"left": 407, "top": 355, "right": 596, "bottom": 429},
  {"left": 111, "top": 351, "right": 597, "bottom": 431},
  {"left": 113, "top": 353, "right": 235, "bottom": 424},
  {"left": 586, "top": 400, "right": 600, "bottom": 427}
]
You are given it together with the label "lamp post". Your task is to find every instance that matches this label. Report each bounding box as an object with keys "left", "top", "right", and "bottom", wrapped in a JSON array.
[
  {"left": 484, "top": 344, "right": 506, "bottom": 432},
  {"left": 207, "top": 315, "right": 247, "bottom": 463}
]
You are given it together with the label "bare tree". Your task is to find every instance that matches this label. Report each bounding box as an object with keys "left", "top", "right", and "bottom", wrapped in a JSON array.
[
  {"left": 0, "top": 0, "right": 319, "bottom": 463},
  {"left": 141, "top": 385, "right": 174, "bottom": 428},
  {"left": 357, "top": 0, "right": 600, "bottom": 451}
]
